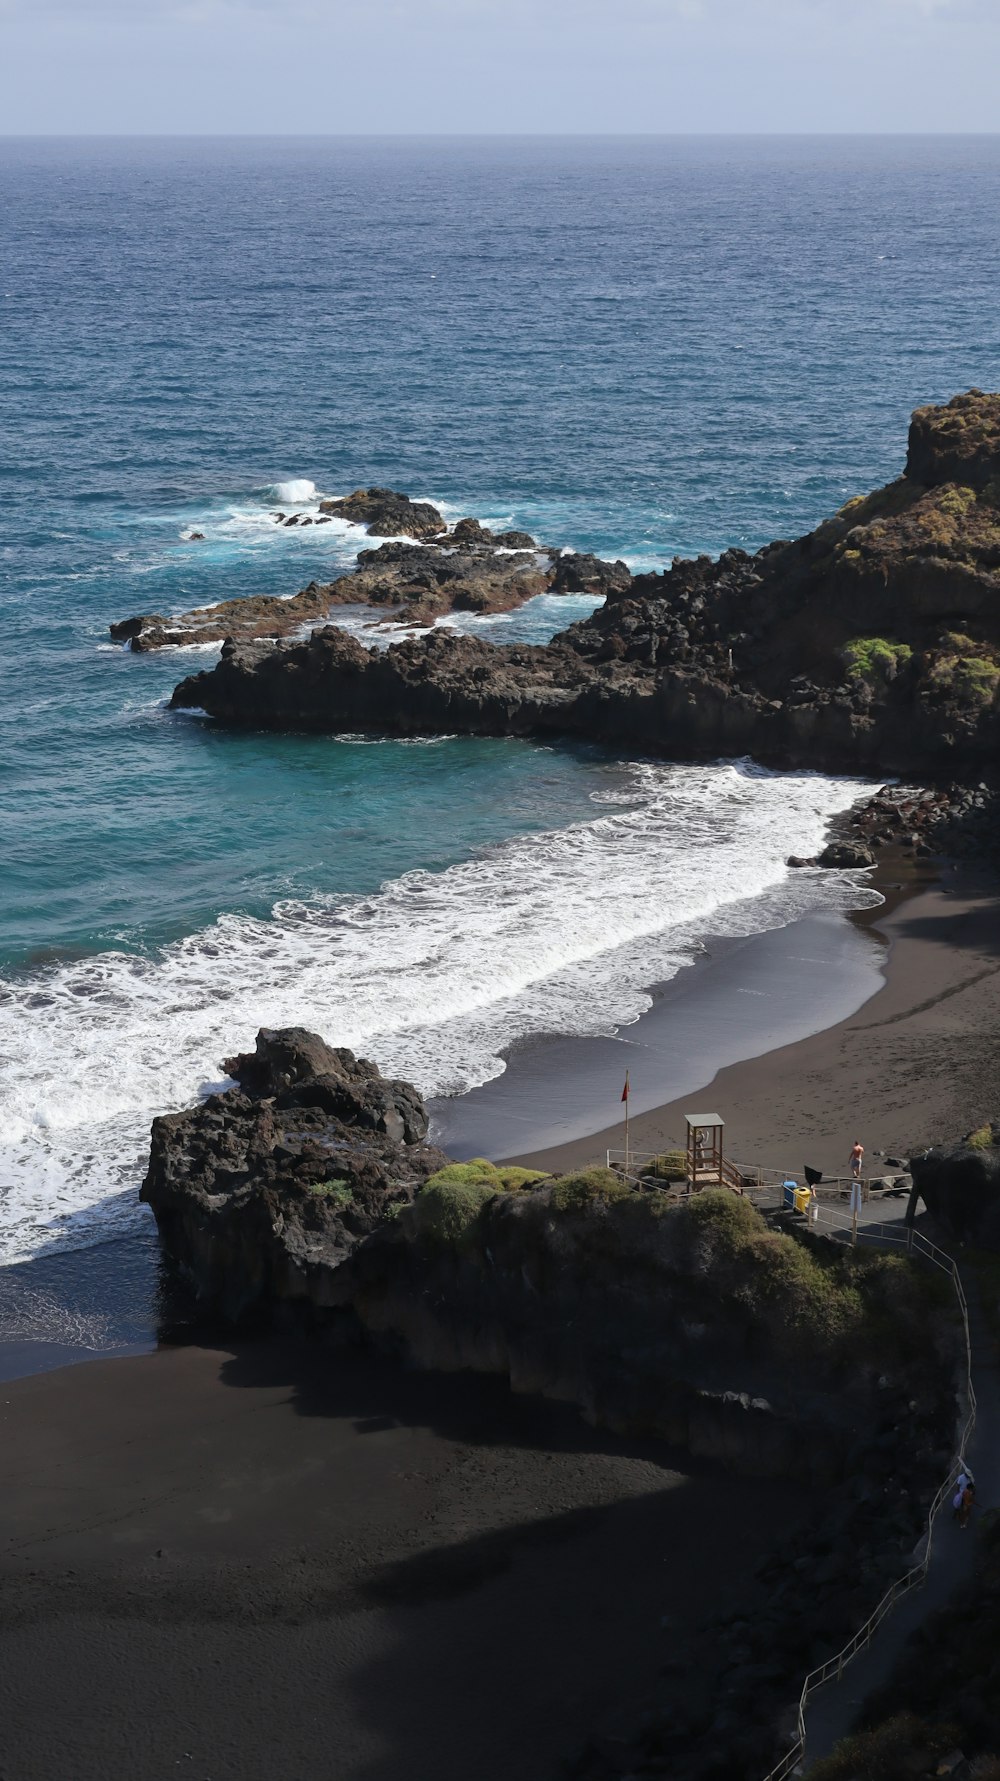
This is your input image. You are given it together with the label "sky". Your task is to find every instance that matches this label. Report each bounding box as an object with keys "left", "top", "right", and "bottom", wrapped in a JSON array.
[{"left": 0, "top": 0, "right": 997, "bottom": 134}]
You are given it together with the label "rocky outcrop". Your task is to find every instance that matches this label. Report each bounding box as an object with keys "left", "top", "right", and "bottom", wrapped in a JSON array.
[
  {"left": 335, "top": 1175, "right": 954, "bottom": 1482},
  {"left": 168, "top": 394, "right": 1000, "bottom": 780},
  {"left": 908, "top": 1121, "right": 1000, "bottom": 1245},
  {"left": 317, "top": 486, "right": 445, "bottom": 537},
  {"left": 111, "top": 509, "right": 626, "bottom": 650},
  {"left": 140, "top": 1026, "right": 447, "bottom": 1323}
]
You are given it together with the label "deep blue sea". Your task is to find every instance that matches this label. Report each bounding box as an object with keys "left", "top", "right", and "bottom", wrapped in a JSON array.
[{"left": 2, "top": 135, "right": 998, "bottom": 1274}]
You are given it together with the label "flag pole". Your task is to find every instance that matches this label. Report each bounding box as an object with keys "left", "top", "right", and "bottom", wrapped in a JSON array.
[{"left": 622, "top": 1070, "right": 630, "bottom": 1177}]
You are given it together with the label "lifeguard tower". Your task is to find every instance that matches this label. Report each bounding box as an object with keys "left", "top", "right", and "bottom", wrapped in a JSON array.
[{"left": 684, "top": 1112, "right": 729, "bottom": 1191}]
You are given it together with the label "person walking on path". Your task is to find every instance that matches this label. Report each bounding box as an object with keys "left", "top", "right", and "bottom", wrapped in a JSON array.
[
  {"left": 849, "top": 1139, "right": 865, "bottom": 1181},
  {"left": 959, "top": 1481, "right": 976, "bottom": 1530}
]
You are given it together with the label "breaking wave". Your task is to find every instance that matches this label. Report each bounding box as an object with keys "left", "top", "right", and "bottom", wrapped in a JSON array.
[{"left": 0, "top": 759, "right": 881, "bottom": 1265}]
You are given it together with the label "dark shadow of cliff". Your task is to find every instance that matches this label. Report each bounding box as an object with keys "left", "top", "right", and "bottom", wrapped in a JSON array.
[
  {"left": 209, "top": 1338, "right": 785, "bottom": 1781},
  {"left": 212, "top": 1331, "right": 694, "bottom": 1471}
]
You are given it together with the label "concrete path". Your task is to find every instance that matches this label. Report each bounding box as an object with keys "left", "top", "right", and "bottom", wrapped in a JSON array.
[{"left": 801, "top": 1262, "right": 999, "bottom": 1771}]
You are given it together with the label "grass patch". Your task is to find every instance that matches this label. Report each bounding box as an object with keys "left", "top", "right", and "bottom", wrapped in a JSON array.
[
  {"left": 308, "top": 1178, "right": 354, "bottom": 1207},
  {"left": 968, "top": 1123, "right": 995, "bottom": 1150}
]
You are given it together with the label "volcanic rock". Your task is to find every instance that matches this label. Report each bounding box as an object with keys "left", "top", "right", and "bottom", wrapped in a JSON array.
[
  {"left": 169, "top": 393, "right": 1000, "bottom": 781},
  {"left": 816, "top": 839, "right": 876, "bottom": 868},
  {"left": 908, "top": 1123, "right": 1000, "bottom": 1245},
  {"left": 109, "top": 505, "right": 592, "bottom": 648},
  {"left": 317, "top": 486, "right": 445, "bottom": 538},
  {"left": 140, "top": 1026, "right": 446, "bottom": 1322}
]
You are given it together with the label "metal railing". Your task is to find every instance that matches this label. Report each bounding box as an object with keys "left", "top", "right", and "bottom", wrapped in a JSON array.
[{"left": 760, "top": 1212, "right": 976, "bottom": 1781}]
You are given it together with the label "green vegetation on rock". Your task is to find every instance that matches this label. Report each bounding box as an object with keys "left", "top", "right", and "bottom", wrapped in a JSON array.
[
  {"left": 926, "top": 635, "right": 1000, "bottom": 707},
  {"left": 842, "top": 637, "right": 913, "bottom": 683},
  {"left": 968, "top": 1123, "right": 996, "bottom": 1150},
  {"left": 548, "top": 1167, "right": 633, "bottom": 1212},
  {"left": 308, "top": 1178, "right": 353, "bottom": 1206},
  {"left": 409, "top": 1178, "right": 499, "bottom": 1248},
  {"left": 423, "top": 1158, "right": 547, "bottom": 1193}
]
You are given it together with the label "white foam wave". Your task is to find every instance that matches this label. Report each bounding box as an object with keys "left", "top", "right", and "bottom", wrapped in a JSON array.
[
  {"left": 0, "top": 761, "right": 881, "bottom": 1265},
  {"left": 267, "top": 478, "right": 320, "bottom": 504}
]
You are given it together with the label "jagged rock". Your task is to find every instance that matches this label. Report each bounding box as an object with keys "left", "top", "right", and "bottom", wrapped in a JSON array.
[
  {"left": 317, "top": 486, "right": 446, "bottom": 538},
  {"left": 167, "top": 395, "right": 1000, "bottom": 781},
  {"left": 139, "top": 1026, "right": 446, "bottom": 1321},
  {"left": 110, "top": 507, "right": 587, "bottom": 648},
  {"left": 549, "top": 552, "right": 633, "bottom": 596}
]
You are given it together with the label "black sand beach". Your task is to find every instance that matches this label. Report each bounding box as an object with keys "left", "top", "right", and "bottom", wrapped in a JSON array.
[{"left": 0, "top": 1341, "right": 793, "bottom": 1781}]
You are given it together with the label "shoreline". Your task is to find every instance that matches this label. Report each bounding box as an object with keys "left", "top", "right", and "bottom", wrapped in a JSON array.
[
  {"left": 6, "top": 849, "right": 998, "bottom": 1383},
  {"left": 511, "top": 855, "right": 1000, "bottom": 1179}
]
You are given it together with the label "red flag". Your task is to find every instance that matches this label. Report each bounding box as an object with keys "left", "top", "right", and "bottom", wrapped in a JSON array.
[{"left": 621, "top": 1071, "right": 630, "bottom": 1104}]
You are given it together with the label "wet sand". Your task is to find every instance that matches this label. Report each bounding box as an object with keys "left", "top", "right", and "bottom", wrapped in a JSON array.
[{"left": 0, "top": 1339, "right": 792, "bottom": 1781}]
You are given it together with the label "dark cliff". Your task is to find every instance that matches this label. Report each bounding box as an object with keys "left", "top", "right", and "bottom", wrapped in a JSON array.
[{"left": 170, "top": 392, "right": 1000, "bottom": 778}]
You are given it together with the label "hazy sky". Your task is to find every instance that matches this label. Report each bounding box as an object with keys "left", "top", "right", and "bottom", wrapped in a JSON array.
[{"left": 0, "top": 0, "right": 997, "bottom": 135}]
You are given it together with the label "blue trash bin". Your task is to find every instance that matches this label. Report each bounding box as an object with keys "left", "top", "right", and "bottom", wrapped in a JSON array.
[{"left": 782, "top": 1179, "right": 797, "bottom": 1208}]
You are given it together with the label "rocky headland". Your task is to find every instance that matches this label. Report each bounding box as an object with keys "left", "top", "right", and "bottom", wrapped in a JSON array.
[
  {"left": 111, "top": 486, "right": 631, "bottom": 650},
  {"left": 168, "top": 393, "right": 1000, "bottom": 804}
]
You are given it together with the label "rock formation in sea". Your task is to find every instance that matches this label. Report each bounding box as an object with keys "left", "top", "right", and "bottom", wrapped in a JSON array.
[
  {"left": 110, "top": 492, "right": 633, "bottom": 650},
  {"left": 140, "top": 1026, "right": 447, "bottom": 1322},
  {"left": 169, "top": 392, "right": 1000, "bottom": 784}
]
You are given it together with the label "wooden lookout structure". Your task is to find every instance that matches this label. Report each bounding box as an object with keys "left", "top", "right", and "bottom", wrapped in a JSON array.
[{"left": 684, "top": 1112, "right": 736, "bottom": 1192}]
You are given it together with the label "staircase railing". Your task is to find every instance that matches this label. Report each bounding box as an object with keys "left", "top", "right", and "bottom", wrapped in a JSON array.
[{"left": 760, "top": 1212, "right": 976, "bottom": 1781}]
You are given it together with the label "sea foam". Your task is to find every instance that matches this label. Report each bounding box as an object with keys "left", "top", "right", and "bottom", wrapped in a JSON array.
[
  {"left": 268, "top": 478, "right": 321, "bottom": 504},
  {"left": 0, "top": 760, "right": 881, "bottom": 1265}
]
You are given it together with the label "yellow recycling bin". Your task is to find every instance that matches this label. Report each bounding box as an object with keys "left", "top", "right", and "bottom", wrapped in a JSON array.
[{"left": 793, "top": 1186, "right": 812, "bottom": 1215}]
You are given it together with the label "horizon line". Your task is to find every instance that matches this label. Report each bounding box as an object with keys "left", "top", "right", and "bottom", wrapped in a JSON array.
[{"left": 2, "top": 129, "right": 1000, "bottom": 141}]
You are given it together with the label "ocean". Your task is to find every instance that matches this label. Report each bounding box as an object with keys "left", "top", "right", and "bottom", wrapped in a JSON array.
[{"left": 2, "top": 134, "right": 999, "bottom": 1304}]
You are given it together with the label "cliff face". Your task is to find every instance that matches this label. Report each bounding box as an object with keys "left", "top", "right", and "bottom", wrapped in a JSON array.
[
  {"left": 169, "top": 392, "right": 1000, "bottom": 778},
  {"left": 338, "top": 1176, "right": 954, "bottom": 1484}
]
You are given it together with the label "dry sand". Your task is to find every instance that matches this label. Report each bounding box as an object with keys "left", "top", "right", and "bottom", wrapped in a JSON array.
[{"left": 514, "top": 864, "right": 1000, "bottom": 1180}]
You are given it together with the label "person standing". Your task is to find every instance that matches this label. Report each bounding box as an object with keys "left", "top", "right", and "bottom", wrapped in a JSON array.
[{"left": 849, "top": 1139, "right": 865, "bottom": 1181}]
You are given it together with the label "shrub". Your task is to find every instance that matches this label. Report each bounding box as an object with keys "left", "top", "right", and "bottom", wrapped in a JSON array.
[
  {"left": 497, "top": 1166, "right": 548, "bottom": 1190},
  {"left": 967, "top": 1123, "right": 995, "bottom": 1150},
  {"left": 549, "top": 1168, "right": 634, "bottom": 1213},
  {"left": 410, "top": 1179, "right": 498, "bottom": 1248},
  {"left": 842, "top": 637, "right": 913, "bottom": 683},
  {"left": 308, "top": 1178, "right": 353, "bottom": 1207},
  {"left": 926, "top": 636, "right": 1000, "bottom": 707},
  {"left": 423, "top": 1158, "right": 502, "bottom": 1190},
  {"left": 640, "top": 1149, "right": 688, "bottom": 1181},
  {"left": 808, "top": 1712, "right": 962, "bottom": 1780},
  {"left": 422, "top": 1159, "right": 547, "bottom": 1194}
]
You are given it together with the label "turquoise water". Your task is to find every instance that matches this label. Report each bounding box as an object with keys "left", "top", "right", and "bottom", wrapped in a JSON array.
[{"left": 1, "top": 135, "right": 998, "bottom": 1263}]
